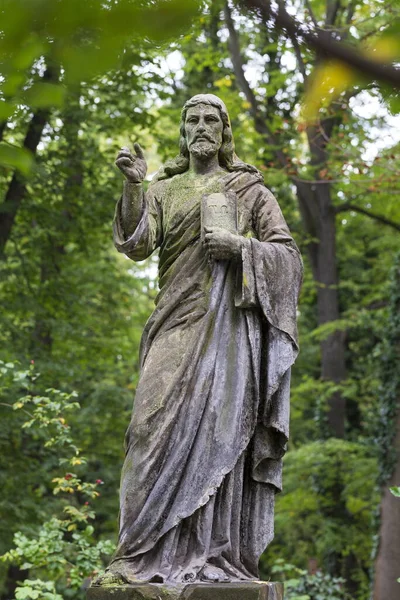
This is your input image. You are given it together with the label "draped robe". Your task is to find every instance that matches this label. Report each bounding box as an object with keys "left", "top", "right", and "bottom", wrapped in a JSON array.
[{"left": 110, "top": 168, "right": 302, "bottom": 583}]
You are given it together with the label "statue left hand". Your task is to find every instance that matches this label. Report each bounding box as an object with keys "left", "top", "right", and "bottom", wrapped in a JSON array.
[{"left": 203, "top": 227, "right": 243, "bottom": 260}]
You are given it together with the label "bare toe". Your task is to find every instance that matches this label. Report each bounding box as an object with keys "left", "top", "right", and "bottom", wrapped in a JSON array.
[{"left": 200, "top": 564, "right": 230, "bottom": 582}]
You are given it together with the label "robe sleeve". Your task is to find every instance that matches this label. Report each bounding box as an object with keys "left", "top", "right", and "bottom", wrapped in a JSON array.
[
  {"left": 235, "top": 184, "right": 302, "bottom": 350},
  {"left": 113, "top": 181, "right": 163, "bottom": 261},
  {"left": 234, "top": 184, "right": 303, "bottom": 490}
]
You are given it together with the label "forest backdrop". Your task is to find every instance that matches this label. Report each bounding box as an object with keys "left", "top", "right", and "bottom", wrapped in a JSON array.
[{"left": 0, "top": 1, "right": 399, "bottom": 600}]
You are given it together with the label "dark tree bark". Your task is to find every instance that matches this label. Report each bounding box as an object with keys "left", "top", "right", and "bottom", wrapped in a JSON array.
[
  {"left": 0, "top": 65, "right": 58, "bottom": 258},
  {"left": 2, "top": 565, "right": 29, "bottom": 600},
  {"left": 373, "top": 259, "right": 400, "bottom": 600},
  {"left": 0, "top": 120, "right": 7, "bottom": 142},
  {"left": 31, "top": 86, "right": 83, "bottom": 354},
  {"left": 239, "top": 0, "right": 400, "bottom": 87},
  {"left": 374, "top": 409, "right": 400, "bottom": 600},
  {"left": 306, "top": 121, "right": 346, "bottom": 436}
]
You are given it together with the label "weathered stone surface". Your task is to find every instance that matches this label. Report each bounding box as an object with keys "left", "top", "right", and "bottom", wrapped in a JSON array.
[
  {"left": 103, "top": 93, "right": 303, "bottom": 584},
  {"left": 87, "top": 582, "right": 284, "bottom": 600}
]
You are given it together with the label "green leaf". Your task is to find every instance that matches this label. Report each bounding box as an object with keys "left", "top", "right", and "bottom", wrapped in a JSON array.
[
  {"left": 388, "top": 93, "right": 400, "bottom": 115},
  {"left": 137, "top": 0, "right": 200, "bottom": 42},
  {"left": 15, "top": 588, "right": 37, "bottom": 600},
  {"left": 11, "top": 35, "right": 44, "bottom": 70},
  {"left": 0, "top": 142, "right": 34, "bottom": 174},
  {"left": 24, "top": 83, "right": 66, "bottom": 109},
  {"left": 0, "top": 101, "right": 16, "bottom": 120}
]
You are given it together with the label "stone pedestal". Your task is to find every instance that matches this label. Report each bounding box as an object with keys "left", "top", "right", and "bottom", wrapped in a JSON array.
[{"left": 87, "top": 582, "right": 284, "bottom": 600}]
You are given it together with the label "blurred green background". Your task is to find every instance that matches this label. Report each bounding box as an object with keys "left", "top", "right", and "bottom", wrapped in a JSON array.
[{"left": 0, "top": 1, "right": 399, "bottom": 599}]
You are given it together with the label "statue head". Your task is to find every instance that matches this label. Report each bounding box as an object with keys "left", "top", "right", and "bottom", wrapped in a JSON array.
[
  {"left": 156, "top": 94, "right": 262, "bottom": 181},
  {"left": 184, "top": 100, "right": 224, "bottom": 162}
]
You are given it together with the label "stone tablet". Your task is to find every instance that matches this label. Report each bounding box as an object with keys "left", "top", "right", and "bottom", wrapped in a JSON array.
[{"left": 201, "top": 191, "right": 238, "bottom": 239}]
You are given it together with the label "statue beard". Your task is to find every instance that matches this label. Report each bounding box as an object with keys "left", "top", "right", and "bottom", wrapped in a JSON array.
[{"left": 189, "top": 141, "right": 219, "bottom": 159}]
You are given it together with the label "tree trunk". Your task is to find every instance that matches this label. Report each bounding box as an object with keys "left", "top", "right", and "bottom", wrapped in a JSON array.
[
  {"left": 0, "top": 65, "right": 58, "bottom": 258},
  {"left": 373, "top": 407, "right": 400, "bottom": 599},
  {"left": 373, "top": 258, "right": 400, "bottom": 600},
  {"left": 2, "top": 565, "right": 29, "bottom": 600},
  {"left": 31, "top": 86, "right": 83, "bottom": 355},
  {"left": 313, "top": 183, "right": 346, "bottom": 437}
]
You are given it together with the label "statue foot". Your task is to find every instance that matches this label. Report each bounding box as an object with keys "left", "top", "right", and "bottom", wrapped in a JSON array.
[
  {"left": 199, "top": 564, "right": 230, "bottom": 583},
  {"left": 92, "top": 571, "right": 128, "bottom": 586}
]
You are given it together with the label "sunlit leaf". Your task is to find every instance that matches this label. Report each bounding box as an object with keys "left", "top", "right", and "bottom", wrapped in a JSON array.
[
  {"left": 215, "top": 76, "right": 233, "bottom": 88},
  {"left": 301, "top": 26, "right": 400, "bottom": 124},
  {"left": 301, "top": 60, "right": 355, "bottom": 124},
  {"left": 388, "top": 93, "right": 400, "bottom": 114},
  {"left": 365, "top": 32, "right": 400, "bottom": 62}
]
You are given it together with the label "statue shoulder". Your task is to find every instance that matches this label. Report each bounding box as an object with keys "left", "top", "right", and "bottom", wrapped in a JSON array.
[
  {"left": 225, "top": 169, "right": 266, "bottom": 197},
  {"left": 147, "top": 175, "right": 172, "bottom": 198}
]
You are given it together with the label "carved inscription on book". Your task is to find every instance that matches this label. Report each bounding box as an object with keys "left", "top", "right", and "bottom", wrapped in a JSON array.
[{"left": 201, "top": 192, "right": 238, "bottom": 239}]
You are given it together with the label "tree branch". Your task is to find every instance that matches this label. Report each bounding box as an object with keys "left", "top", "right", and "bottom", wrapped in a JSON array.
[
  {"left": 304, "top": 0, "right": 319, "bottom": 29},
  {"left": 223, "top": 1, "right": 260, "bottom": 117},
  {"left": 326, "top": 0, "right": 341, "bottom": 27},
  {"left": 277, "top": 1, "right": 307, "bottom": 81},
  {"left": 240, "top": 0, "right": 400, "bottom": 87},
  {"left": 336, "top": 202, "right": 400, "bottom": 231},
  {"left": 224, "top": 0, "right": 296, "bottom": 175}
]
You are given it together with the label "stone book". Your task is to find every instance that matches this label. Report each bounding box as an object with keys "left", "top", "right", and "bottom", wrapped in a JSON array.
[{"left": 201, "top": 191, "right": 238, "bottom": 239}]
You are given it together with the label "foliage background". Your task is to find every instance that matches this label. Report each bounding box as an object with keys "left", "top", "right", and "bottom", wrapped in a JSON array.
[{"left": 0, "top": 1, "right": 399, "bottom": 599}]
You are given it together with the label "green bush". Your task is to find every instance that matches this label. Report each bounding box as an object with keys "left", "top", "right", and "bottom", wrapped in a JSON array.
[
  {"left": 271, "top": 560, "right": 350, "bottom": 600},
  {"left": 0, "top": 361, "right": 113, "bottom": 599}
]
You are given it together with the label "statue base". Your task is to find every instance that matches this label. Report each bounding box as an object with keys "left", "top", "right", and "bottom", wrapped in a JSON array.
[{"left": 87, "top": 582, "right": 284, "bottom": 600}]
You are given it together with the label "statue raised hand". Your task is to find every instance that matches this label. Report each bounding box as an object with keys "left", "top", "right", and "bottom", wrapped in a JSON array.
[
  {"left": 115, "top": 143, "right": 147, "bottom": 183},
  {"left": 116, "top": 143, "right": 147, "bottom": 238}
]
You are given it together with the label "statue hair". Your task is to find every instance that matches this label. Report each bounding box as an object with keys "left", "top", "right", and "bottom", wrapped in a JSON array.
[{"left": 154, "top": 94, "right": 263, "bottom": 182}]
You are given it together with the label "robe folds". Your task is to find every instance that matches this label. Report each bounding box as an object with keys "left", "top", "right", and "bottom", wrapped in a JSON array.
[{"left": 110, "top": 169, "right": 302, "bottom": 583}]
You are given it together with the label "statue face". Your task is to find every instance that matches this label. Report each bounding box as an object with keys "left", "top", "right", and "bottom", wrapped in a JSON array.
[{"left": 185, "top": 104, "right": 224, "bottom": 160}]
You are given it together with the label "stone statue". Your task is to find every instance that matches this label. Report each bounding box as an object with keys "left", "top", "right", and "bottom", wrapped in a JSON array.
[{"left": 96, "top": 94, "right": 302, "bottom": 588}]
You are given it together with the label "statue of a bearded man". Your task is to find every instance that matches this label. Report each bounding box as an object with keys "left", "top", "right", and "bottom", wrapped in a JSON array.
[{"left": 101, "top": 94, "right": 302, "bottom": 585}]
